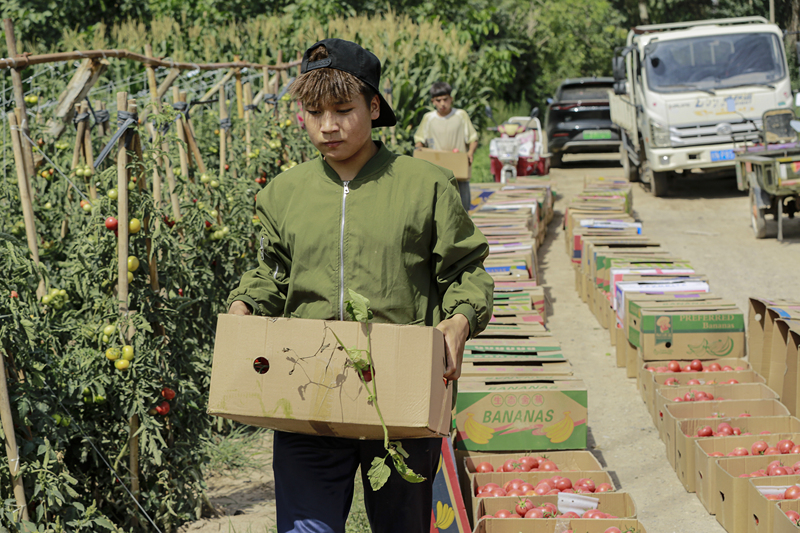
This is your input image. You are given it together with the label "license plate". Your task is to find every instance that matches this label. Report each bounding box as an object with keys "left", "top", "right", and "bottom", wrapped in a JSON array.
[
  {"left": 710, "top": 149, "right": 735, "bottom": 162},
  {"left": 583, "top": 130, "right": 612, "bottom": 140}
]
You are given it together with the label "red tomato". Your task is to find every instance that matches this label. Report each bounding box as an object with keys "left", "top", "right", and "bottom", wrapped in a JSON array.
[
  {"left": 523, "top": 508, "right": 544, "bottom": 518},
  {"left": 503, "top": 478, "right": 525, "bottom": 492},
  {"left": 490, "top": 487, "right": 507, "bottom": 497},
  {"left": 687, "top": 379, "right": 702, "bottom": 385},
  {"left": 787, "top": 510, "right": 800, "bottom": 523},
  {"left": 604, "top": 528, "right": 622, "bottom": 533},
  {"left": 555, "top": 477, "right": 572, "bottom": 490},
  {"left": 519, "top": 483, "right": 535, "bottom": 493},
  {"left": 770, "top": 466, "right": 789, "bottom": 476},
  {"left": 695, "top": 391, "right": 710, "bottom": 401},
  {"left": 578, "top": 478, "right": 596, "bottom": 492},
  {"left": 733, "top": 427, "right": 742, "bottom": 435},
  {"left": 105, "top": 217, "right": 118, "bottom": 231},
  {"left": 561, "top": 512, "right": 580, "bottom": 518},
  {"left": 726, "top": 379, "right": 739, "bottom": 384},
  {"left": 697, "top": 426, "right": 714, "bottom": 437},
  {"left": 475, "top": 462, "right": 494, "bottom": 473},
  {"left": 155, "top": 401, "right": 170, "bottom": 415},
  {"left": 534, "top": 483, "right": 550, "bottom": 495},
  {"left": 791, "top": 446, "right": 800, "bottom": 454},
  {"left": 595, "top": 482, "right": 613, "bottom": 492},
  {"left": 767, "top": 495, "right": 784, "bottom": 500},
  {"left": 664, "top": 377, "right": 679, "bottom": 386},
  {"left": 786, "top": 486, "right": 800, "bottom": 499},
  {"left": 690, "top": 359, "right": 703, "bottom": 371},
  {"left": 161, "top": 387, "right": 176, "bottom": 400},
  {"left": 673, "top": 397, "right": 683, "bottom": 402},
  {"left": 708, "top": 363, "right": 722, "bottom": 372},
  {"left": 778, "top": 440, "right": 796, "bottom": 454},
  {"left": 541, "top": 503, "right": 557, "bottom": 515},
  {"left": 722, "top": 365, "right": 734, "bottom": 371},
  {"left": 518, "top": 456, "right": 540, "bottom": 470},
  {"left": 506, "top": 489, "right": 524, "bottom": 496},
  {"left": 709, "top": 451, "right": 725, "bottom": 457},
  {"left": 503, "top": 459, "right": 522, "bottom": 472},
  {"left": 667, "top": 360, "right": 682, "bottom": 372},
  {"left": 731, "top": 447, "right": 749, "bottom": 456},
  {"left": 538, "top": 460, "right": 558, "bottom": 471},
  {"left": 683, "top": 365, "right": 693, "bottom": 372},
  {"left": 684, "top": 392, "right": 695, "bottom": 402},
  {"left": 752, "top": 441, "right": 769, "bottom": 455},
  {"left": 765, "top": 447, "right": 782, "bottom": 455},
  {"left": 493, "top": 509, "right": 516, "bottom": 518}
]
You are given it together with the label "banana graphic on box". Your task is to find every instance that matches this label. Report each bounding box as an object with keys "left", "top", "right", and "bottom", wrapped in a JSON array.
[
  {"left": 545, "top": 411, "right": 574, "bottom": 444},
  {"left": 464, "top": 413, "right": 495, "bottom": 444},
  {"left": 434, "top": 501, "right": 455, "bottom": 530}
]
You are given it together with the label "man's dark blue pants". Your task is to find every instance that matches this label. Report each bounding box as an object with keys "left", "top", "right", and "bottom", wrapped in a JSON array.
[{"left": 273, "top": 430, "right": 441, "bottom": 533}]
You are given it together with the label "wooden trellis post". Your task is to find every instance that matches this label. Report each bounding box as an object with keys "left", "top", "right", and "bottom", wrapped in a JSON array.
[
  {"left": 0, "top": 348, "right": 29, "bottom": 523},
  {"left": 179, "top": 91, "right": 207, "bottom": 176},
  {"left": 45, "top": 58, "right": 108, "bottom": 140},
  {"left": 218, "top": 86, "right": 228, "bottom": 183},
  {"left": 172, "top": 87, "right": 190, "bottom": 182},
  {"left": 274, "top": 51, "right": 282, "bottom": 119},
  {"left": 8, "top": 112, "right": 45, "bottom": 300},
  {"left": 244, "top": 83, "right": 253, "bottom": 167},
  {"left": 234, "top": 56, "right": 245, "bottom": 120},
  {"left": 4, "top": 19, "right": 35, "bottom": 180}
]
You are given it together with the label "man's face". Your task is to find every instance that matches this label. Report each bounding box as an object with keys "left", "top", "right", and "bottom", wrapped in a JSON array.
[
  {"left": 303, "top": 95, "right": 380, "bottom": 163},
  {"left": 432, "top": 95, "right": 452, "bottom": 116}
]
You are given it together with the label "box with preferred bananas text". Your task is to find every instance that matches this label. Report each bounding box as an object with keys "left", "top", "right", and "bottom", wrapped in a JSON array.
[{"left": 453, "top": 379, "right": 587, "bottom": 451}]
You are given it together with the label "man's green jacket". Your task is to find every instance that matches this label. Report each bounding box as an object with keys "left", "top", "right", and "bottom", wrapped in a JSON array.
[{"left": 227, "top": 143, "right": 493, "bottom": 337}]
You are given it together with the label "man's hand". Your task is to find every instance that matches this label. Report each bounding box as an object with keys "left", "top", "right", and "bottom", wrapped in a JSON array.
[
  {"left": 229, "top": 300, "right": 252, "bottom": 316},
  {"left": 467, "top": 153, "right": 474, "bottom": 165},
  {"left": 436, "top": 314, "right": 470, "bottom": 381}
]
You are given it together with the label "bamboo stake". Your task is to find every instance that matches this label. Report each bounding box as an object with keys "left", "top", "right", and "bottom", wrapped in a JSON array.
[
  {"left": 14, "top": 109, "right": 35, "bottom": 203},
  {"left": 144, "top": 45, "right": 181, "bottom": 221},
  {"left": 274, "top": 51, "right": 282, "bottom": 119},
  {"left": 71, "top": 102, "right": 89, "bottom": 172},
  {"left": 157, "top": 68, "right": 181, "bottom": 100},
  {"left": 4, "top": 19, "right": 34, "bottom": 180},
  {"left": 219, "top": 86, "right": 228, "bottom": 183},
  {"left": 83, "top": 122, "right": 97, "bottom": 200},
  {"left": 180, "top": 91, "right": 207, "bottom": 175},
  {"left": 244, "top": 83, "right": 253, "bottom": 167},
  {"left": 234, "top": 56, "right": 244, "bottom": 120},
  {"left": 8, "top": 112, "right": 45, "bottom": 300},
  {"left": 129, "top": 413, "right": 140, "bottom": 504},
  {"left": 97, "top": 101, "right": 109, "bottom": 136},
  {"left": 0, "top": 349, "right": 29, "bottom": 523},
  {"left": 116, "top": 93, "right": 130, "bottom": 316},
  {"left": 173, "top": 87, "right": 190, "bottom": 182}
]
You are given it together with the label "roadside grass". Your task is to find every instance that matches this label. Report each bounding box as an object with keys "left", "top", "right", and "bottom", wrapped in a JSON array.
[{"left": 202, "top": 425, "right": 273, "bottom": 475}]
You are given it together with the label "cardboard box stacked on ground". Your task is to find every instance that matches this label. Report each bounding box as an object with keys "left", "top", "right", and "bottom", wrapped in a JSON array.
[
  {"left": 458, "top": 179, "right": 649, "bottom": 533},
  {"left": 563, "top": 178, "right": 800, "bottom": 533}
]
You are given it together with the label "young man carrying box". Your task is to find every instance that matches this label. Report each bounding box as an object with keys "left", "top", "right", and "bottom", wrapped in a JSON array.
[
  {"left": 414, "top": 82, "right": 479, "bottom": 211},
  {"left": 226, "top": 39, "right": 494, "bottom": 533}
]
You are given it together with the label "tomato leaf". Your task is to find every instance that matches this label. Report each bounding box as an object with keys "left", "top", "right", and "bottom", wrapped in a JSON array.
[
  {"left": 389, "top": 440, "right": 410, "bottom": 459},
  {"left": 389, "top": 451, "right": 425, "bottom": 484},
  {"left": 345, "top": 289, "right": 373, "bottom": 323},
  {"left": 367, "top": 456, "right": 391, "bottom": 491}
]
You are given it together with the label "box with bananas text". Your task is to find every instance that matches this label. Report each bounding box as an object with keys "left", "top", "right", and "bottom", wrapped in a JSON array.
[
  {"left": 453, "top": 379, "right": 587, "bottom": 452},
  {"left": 430, "top": 437, "right": 471, "bottom": 533}
]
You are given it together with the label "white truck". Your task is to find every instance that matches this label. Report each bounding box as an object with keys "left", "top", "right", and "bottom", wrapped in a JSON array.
[{"left": 609, "top": 16, "right": 794, "bottom": 196}]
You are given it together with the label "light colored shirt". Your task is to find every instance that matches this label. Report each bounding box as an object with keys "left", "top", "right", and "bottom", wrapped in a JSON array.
[{"left": 414, "top": 108, "right": 478, "bottom": 153}]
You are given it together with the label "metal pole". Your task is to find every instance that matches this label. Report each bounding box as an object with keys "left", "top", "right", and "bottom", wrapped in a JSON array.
[{"left": 769, "top": 0, "right": 775, "bottom": 23}]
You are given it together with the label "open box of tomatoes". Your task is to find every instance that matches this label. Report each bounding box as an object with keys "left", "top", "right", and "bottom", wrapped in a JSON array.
[
  {"left": 472, "top": 517, "right": 647, "bottom": 533},
  {"left": 775, "top": 499, "right": 800, "bottom": 533},
  {"left": 746, "top": 474, "right": 800, "bottom": 533}
]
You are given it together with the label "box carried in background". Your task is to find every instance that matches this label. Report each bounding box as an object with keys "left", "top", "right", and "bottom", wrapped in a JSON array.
[{"left": 413, "top": 147, "right": 471, "bottom": 180}]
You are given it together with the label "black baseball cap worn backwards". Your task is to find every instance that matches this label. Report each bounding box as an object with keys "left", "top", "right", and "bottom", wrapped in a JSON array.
[{"left": 301, "top": 38, "right": 397, "bottom": 128}]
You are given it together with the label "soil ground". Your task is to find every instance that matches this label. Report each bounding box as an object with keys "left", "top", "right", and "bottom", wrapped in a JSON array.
[{"left": 180, "top": 153, "right": 800, "bottom": 533}]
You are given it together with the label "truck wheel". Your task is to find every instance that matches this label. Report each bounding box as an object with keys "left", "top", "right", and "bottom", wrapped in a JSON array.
[
  {"left": 641, "top": 160, "right": 669, "bottom": 197},
  {"left": 750, "top": 189, "right": 768, "bottom": 239},
  {"left": 550, "top": 152, "right": 563, "bottom": 168},
  {"left": 621, "top": 145, "right": 638, "bottom": 182}
]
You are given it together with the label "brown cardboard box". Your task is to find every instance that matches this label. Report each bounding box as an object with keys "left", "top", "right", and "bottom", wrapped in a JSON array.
[
  {"left": 695, "top": 429, "right": 800, "bottom": 514},
  {"left": 782, "top": 325, "right": 800, "bottom": 417},
  {"left": 660, "top": 399, "right": 789, "bottom": 452},
  {"left": 454, "top": 379, "right": 587, "bottom": 452},
  {"left": 413, "top": 147, "right": 471, "bottom": 180},
  {"left": 638, "top": 357, "right": 751, "bottom": 399},
  {"left": 774, "top": 500, "right": 800, "bottom": 533},
  {"left": 767, "top": 318, "right": 800, "bottom": 398},
  {"left": 762, "top": 305, "right": 800, "bottom": 381},
  {"left": 746, "top": 475, "right": 800, "bottom": 533},
  {"left": 477, "top": 492, "right": 637, "bottom": 520},
  {"left": 714, "top": 456, "right": 796, "bottom": 533},
  {"left": 615, "top": 325, "right": 627, "bottom": 367},
  {"left": 634, "top": 308, "right": 746, "bottom": 362},
  {"left": 676, "top": 417, "right": 800, "bottom": 493},
  {"left": 459, "top": 357, "right": 573, "bottom": 378},
  {"left": 471, "top": 471, "right": 615, "bottom": 524},
  {"left": 641, "top": 369, "right": 763, "bottom": 424},
  {"left": 747, "top": 298, "right": 793, "bottom": 375},
  {"left": 208, "top": 315, "right": 451, "bottom": 438},
  {"left": 473, "top": 518, "right": 648, "bottom": 533}
]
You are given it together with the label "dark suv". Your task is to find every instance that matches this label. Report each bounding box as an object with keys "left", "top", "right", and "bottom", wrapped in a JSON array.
[{"left": 545, "top": 77, "right": 620, "bottom": 167}]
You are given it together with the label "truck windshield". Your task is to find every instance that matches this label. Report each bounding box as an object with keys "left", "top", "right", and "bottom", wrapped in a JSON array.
[{"left": 645, "top": 32, "right": 785, "bottom": 93}]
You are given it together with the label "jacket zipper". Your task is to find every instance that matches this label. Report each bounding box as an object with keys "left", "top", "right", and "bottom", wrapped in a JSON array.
[{"left": 339, "top": 181, "right": 350, "bottom": 320}]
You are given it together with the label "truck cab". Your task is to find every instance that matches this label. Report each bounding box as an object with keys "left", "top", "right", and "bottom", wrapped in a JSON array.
[{"left": 610, "top": 17, "right": 793, "bottom": 196}]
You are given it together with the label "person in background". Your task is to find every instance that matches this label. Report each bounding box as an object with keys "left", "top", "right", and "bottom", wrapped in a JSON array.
[{"left": 414, "top": 82, "right": 479, "bottom": 211}]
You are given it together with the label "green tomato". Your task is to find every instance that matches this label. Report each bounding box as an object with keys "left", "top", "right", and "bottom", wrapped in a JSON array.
[
  {"left": 107, "top": 189, "right": 118, "bottom": 200},
  {"left": 197, "top": 201, "right": 206, "bottom": 210},
  {"left": 58, "top": 289, "right": 66, "bottom": 297},
  {"left": 128, "top": 181, "right": 136, "bottom": 191},
  {"left": 210, "top": 180, "right": 220, "bottom": 189},
  {"left": 210, "top": 210, "right": 218, "bottom": 218},
  {"left": 82, "top": 387, "right": 91, "bottom": 396},
  {"left": 28, "top": 95, "right": 38, "bottom": 105},
  {"left": 60, "top": 417, "right": 70, "bottom": 427},
  {"left": 115, "top": 359, "right": 130, "bottom": 370},
  {"left": 44, "top": 202, "right": 52, "bottom": 210},
  {"left": 93, "top": 395, "right": 105, "bottom": 404},
  {"left": 222, "top": 226, "right": 230, "bottom": 235},
  {"left": 103, "top": 324, "right": 116, "bottom": 336},
  {"left": 127, "top": 271, "right": 133, "bottom": 283},
  {"left": 127, "top": 256, "right": 140, "bottom": 272},
  {"left": 83, "top": 395, "right": 93, "bottom": 404},
  {"left": 200, "top": 174, "right": 210, "bottom": 184},
  {"left": 105, "top": 348, "right": 120, "bottom": 361},
  {"left": 102, "top": 334, "right": 109, "bottom": 343},
  {"left": 82, "top": 203, "right": 92, "bottom": 213},
  {"left": 42, "top": 295, "right": 52, "bottom": 305},
  {"left": 122, "top": 345, "right": 134, "bottom": 361},
  {"left": 53, "top": 413, "right": 62, "bottom": 425}
]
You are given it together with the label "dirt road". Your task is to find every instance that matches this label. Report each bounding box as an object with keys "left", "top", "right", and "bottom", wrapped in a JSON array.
[{"left": 180, "top": 153, "right": 800, "bottom": 533}]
